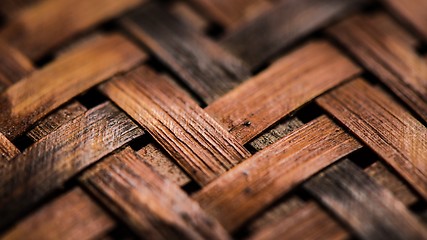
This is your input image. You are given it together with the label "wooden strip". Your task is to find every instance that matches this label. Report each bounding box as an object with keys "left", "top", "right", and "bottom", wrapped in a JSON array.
[
  {"left": 122, "top": 2, "right": 250, "bottom": 104},
  {"left": 382, "top": 0, "right": 427, "bottom": 41},
  {"left": 188, "top": 0, "right": 271, "bottom": 28},
  {"left": 1, "top": 188, "right": 115, "bottom": 240},
  {"left": 328, "top": 14, "right": 427, "bottom": 122},
  {"left": 0, "top": 39, "right": 34, "bottom": 90},
  {"left": 0, "top": 102, "right": 143, "bottom": 229},
  {"left": 171, "top": 2, "right": 209, "bottom": 32},
  {"left": 0, "top": 34, "right": 146, "bottom": 140},
  {"left": 100, "top": 66, "right": 251, "bottom": 186},
  {"left": 193, "top": 116, "right": 362, "bottom": 231},
  {"left": 317, "top": 79, "right": 427, "bottom": 200},
  {"left": 206, "top": 41, "right": 360, "bottom": 144},
  {"left": 221, "top": 0, "right": 366, "bottom": 68},
  {"left": 0, "top": 132, "right": 19, "bottom": 162},
  {"left": 248, "top": 202, "right": 348, "bottom": 240},
  {"left": 0, "top": 0, "right": 144, "bottom": 59},
  {"left": 305, "top": 160, "right": 427, "bottom": 239},
  {"left": 80, "top": 148, "right": 231, "bottom": 240},
  {"left": 27, "top": 101, "right": 87, "bottom": 142}
]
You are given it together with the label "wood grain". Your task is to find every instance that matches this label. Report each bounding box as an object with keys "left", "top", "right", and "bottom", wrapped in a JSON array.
[
  {"left": 193, "top": 116, "right": 362, "bottom": 231},
  {"left": 0, "top": 102, "right": 143, "bottom": 229},
  {"left": 221, "top": 0, "right": 366, "bottom": 68},
  {"left": 0, "top": 0, "right": 144, "bottom": 59},
  {"left": 0, "top": 34, "right": 146, "bottom": 140},
  {"left": 100, "top": 66, "right": 251, "bottom": 186},
  {"left": 317, "top": 78, "right": 427, "bottom": 200},
  {"left": 122, "top": 2, "right": 250, "bottom": 104},
  {"left": 305, "top": 160, "right": 427, "bottom": 240},
  {"left": 81, "top": 148, "right": 231, "bottom": 240},
  {"left": 1, "top": 188, "right": 115, "bottom": 240},
  {"left": 0, "top": 132, "right": 19, "bottom": 162},
  {"left": 206, "top": 41, "right": 360, "bottom": 144},
  {"left": 328, "top": 14, "right": 427, "bottom": 122},
  {"left": 0, "top": 39, "right": 34, "bottom": 91}
]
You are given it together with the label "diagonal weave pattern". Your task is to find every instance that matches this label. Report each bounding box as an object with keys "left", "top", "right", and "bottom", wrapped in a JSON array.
[{"left": 0, "top": 0, "right": 427, "bottom": 239}]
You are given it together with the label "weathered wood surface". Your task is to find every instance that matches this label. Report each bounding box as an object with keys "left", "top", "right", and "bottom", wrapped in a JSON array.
[
  {"left": 328, "top": 14, "right": 427, "bottom": 122},
  {"left": 0, "top": 34, "right": 145, "bottom": 140},
  {"left": 0, "top": 0, "right": 145, "bottom": 59},
  {"left": 122, "top": 3, "right": 250, "bottom": 104},
  {"left": 0, "top": 102, "right": 143, "bottom": 229},
  {"left": 81, "top": 148, "right": 231, "bottom": 240},
  {"left": 318, "top": 79, "right": 427, "bottom": 200},
  {"left": 101, "top": 66, "right": 251, "bottom": 186},
  {"left": 194, "top": 116, "right": 361, "bottom": 231},
  {"left": 305, "top": 160, "right": 427, "bottom": 240},
  {"left": 0, "top": 132, "right": 19, "bottom": 162}
]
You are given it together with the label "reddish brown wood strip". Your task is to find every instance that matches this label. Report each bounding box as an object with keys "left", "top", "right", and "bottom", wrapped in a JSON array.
[
  {"left": 122, "top": 2, "right": 250, "bottom": 104},
  {"left": 0, "top": 34, "right": 146, "bottom": 140},
  {"left": 0, "top": 0, "right": 144, "bottom": 59},
  {"left": 193, "top": 116, "right": 362, "bottom": 231},
  {"left": 328, "top": 15, "right": 427, "bottom": 122},
  {"left": 206, "top": 41, "right": 360, "bottom": 144},
  {"left": 305, "top": 160, "right": 427, "bottom": 239},
  {"left": 0, "top": 132, "right": 19, "bottom": 162},
  {"left": 1, "top": 188, "right": 115, "bottom": 240},
  {"left": 249, "top": 202, "right": 348, "bottom": 240},
  {"left": 0, "top": 39, "right": 34, "bottom": 91},
  {"left": 317, "top": 79, "right": 427, "bottom": 200},
  {"left": 80, "top": 148, "right": 231, "bottom": 240},
  {"left": 100, "top": 66, "right": 251, "bottom": 186},
  {"left": 0, "top": 102, "right": 143, "bottom": 229},
  {"left": 383, "top": 0, "right": 427, "bottom": 41},
  {"left": 221, "top": 0, "right": 367, "bottom": 68}
]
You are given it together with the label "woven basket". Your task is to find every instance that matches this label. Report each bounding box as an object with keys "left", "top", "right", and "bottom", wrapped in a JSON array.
[{"left": 0, "top": 0, "right": 427, "bottom": 239}]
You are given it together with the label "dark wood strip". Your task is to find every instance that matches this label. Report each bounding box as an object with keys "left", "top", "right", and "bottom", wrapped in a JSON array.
[
  {"left": 193, "top": 116, "right": 362, "bottom": 231},
  {"left": 328, "top": 14, "right": 427, "bottom": 122},
  {"left": 206, "top": 41, "right": 360, "bottom": 144},
  {"left": 80, "top": 148, "right": 231, "bottom": 240},
  {"left": 305, "top": 160, "right": 427, "bottom": 240},
  {"left": 0, "top": 102, "right": 143, "bottom": 229},
  {"left": 122, "top": 2, "right": 251, "bottom": 104},
  {"left": 100, "top": 66, "right": 251, "bottom": 186},
  {"left": 221, "top": 0, "right": 366, "bottom": 68},
  {"left": 0, "top": 34, "right": 146, "bottom": 140},
  {"left": 317, "top": 78, "right": 427, "bottom": 200},
  {"left": 0, "top": 39, "right": 34, "bottom": 91},
  {"left": 0, "top": 0, "right": 145, "bottom": 59},
  {"left": 0, "top": 132, "right": 19, "bottom": 162},
  {"left": 383, "top": 0, "right": 427, "bottom": 41},
  {"left": 1, "top": 188, "right": 115, "bottom": 240},
  {"left": 27, "top": 101, "right": 87, "bottom": 142},
  {"left": 249, "top": 202, "right": 348, "bottom": 240}
]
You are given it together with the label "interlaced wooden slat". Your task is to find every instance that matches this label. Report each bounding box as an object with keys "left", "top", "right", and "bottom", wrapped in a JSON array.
[{"left": 0, "top": 0, "right": 427, "bottom": 239}]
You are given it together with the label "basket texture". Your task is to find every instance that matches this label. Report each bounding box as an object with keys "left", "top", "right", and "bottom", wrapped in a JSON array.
[{"left": 0, "top": 0, "right": 427, "bottom": 239}]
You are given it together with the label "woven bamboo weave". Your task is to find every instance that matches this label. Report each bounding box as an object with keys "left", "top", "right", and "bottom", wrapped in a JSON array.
[{"left": 0, "top": 0, "right": 427, "bottom": 239}]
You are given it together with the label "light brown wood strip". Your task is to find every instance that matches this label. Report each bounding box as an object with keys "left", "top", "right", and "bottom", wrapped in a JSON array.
[
  {"left": 27, "top": 101, "right": 87, "bottom": 142},
  {"left": 221, "top": 0, "right": 367, "bottom": 68},
  {"left": 0, "top": 34, "right": 146, "bottom": 140},
  {"left": 100, "top": 66, "right": 251, "bottom": 186},
  {"left": 305, "top": 160, "right": 427, "bottom": 240},
  {"left": 80, "top": 148, "right": 231, "bottom": 240},
  {"left": 0, "top": 132, "right": 19, "bottom": 162},
  {"left": 206, "top": 41, "right": 360, "bottom": 144},
  {"left": 249, "top": 202, "right": 348, "bottom": 240},
  {"left": 328, "top": 14, "right": 427, "bottom": 122},
  {"left": 0, "top": 102, "right": 143, "bottom": 229},
  {"left": 193, "top": 116, "right": 362, "bottom": 231},
  {"left": 317, "top": 78, "right": 427, "bottom": 200},
  {"left": 0, "top": 39, "right": 34, "bottom": 91},
  {"left": 122, "top": 3, "right": 251, "bottom": 104},
  {"left": 0, "top": 0, "right": 144, "bottom": 59},
  {"left": 1, "top": 188, "right": 115, "bottom": 240},
  {"left": 383, "top": 0, "right": 427, "bottom": 41}
]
